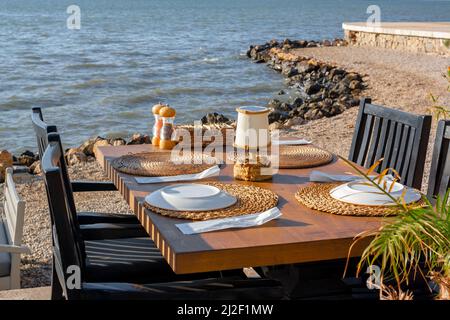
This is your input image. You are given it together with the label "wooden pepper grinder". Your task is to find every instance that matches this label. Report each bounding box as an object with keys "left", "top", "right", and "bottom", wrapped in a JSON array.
[
  {"left": 159, "top": 106, "right": 177, "bottom": 150},
  {"left": 151, "top": 103, "right": 165, "bottom": 146}
]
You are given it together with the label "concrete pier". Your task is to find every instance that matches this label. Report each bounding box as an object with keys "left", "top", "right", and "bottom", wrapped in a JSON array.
[{"left": 343, "top": 22, "right": 450, "bottom": 55}]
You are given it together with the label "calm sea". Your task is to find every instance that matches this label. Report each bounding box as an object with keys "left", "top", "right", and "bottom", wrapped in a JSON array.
[{"left": 1, "top": 0, "right": 449, "bottom": 152}]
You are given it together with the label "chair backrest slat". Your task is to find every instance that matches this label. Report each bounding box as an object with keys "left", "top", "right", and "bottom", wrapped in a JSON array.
[
  {"left": 356, "top": 114, "right": 374, "bottom": 165},
  {"left": 41, "top": 136, "right": 83, "bottom": 300},
  {"left": 404, "top": 126, "right": 418, "bottom": 184},
  {"left": 365, "top": 116, "right": 382, "bottom": 167},
  {"left": 388, "top": 122, "right": 404, "bottom": 170},
  {"left": 349, "top": 98, "right": 431, "bottom": 189},
  {"left": 395, "top": 125, "right": 410, "bottom": 177},
  {"left": 427, "top": 120, "right": 450, "bottom": 200},
  {"left": 31, "top": 107, "right": 57, "bottom": 158},
  {"left": 2, "top": 168, "right": 26, "bottom": 245},
  {"left": 31, "top": 107, "right": 81, "bottom": 233},
  {"left": 381, "top": 121, "right": 398, "bottom": 171},
  {"left": 374, "top": 118, "right": 390, "bottom": 163}
]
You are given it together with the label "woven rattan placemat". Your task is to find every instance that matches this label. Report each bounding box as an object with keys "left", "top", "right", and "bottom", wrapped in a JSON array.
[
  {"left": 111, "top": 152, "right": 217, "bottom": 176},
  {"left": 295, "top": 183, "right": 426, "bottom": 217},
  {"left": 277, "top": 145, "right": 333, "bottom": 169},
  {"left": 144, "top": 182, "right": 278, "bottom": 220}
]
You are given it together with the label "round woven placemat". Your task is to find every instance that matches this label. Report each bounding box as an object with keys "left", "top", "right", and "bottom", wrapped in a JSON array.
[
  {"left": 277, "top": 145, "right": 333, "bottom": 169},
  {"left": 295, "top": 183, "right": 426, "bottom": 217},
  {"left": 144, "top": 182, "right": 278, "bottom": 220},
  {"left": 111, "top": 152, "right": 216, "bottom": 176}
]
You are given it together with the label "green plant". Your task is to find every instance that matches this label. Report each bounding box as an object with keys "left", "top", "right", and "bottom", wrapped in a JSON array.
[{"left": 340, "top": 156, "right": 450, "bottom": 299}]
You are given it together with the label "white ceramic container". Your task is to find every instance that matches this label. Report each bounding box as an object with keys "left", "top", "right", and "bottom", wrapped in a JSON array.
[{"left": 234, "top": 106, "right": 271, "bottom": 150}]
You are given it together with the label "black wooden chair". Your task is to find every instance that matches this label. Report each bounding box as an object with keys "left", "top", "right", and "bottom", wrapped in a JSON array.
[
  {"left": 349, "top": 98, "right": 432, "bottom": 189},
  {"left": 41, "top": 136, "right": 284, "bottom": 300},
  {"left": 427, "top": 120, "right": 450, "bottom": 202},
  {"left": 32, "top": 107, "right": 143, "bottom": 238}
]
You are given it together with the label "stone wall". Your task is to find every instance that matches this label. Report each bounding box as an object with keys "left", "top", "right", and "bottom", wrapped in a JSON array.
[{"left": 345, "top": 30, "right": 450, "bottom": 55}]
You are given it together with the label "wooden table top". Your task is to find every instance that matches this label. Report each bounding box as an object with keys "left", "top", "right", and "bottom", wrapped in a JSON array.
[{"left": 96, "top": 144, "right": 383, "bottom": 274}]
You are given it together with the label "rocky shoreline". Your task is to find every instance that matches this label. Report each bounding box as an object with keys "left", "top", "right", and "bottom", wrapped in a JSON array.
[{"left": 247, "top": 39, "right": 366, "bottom": 129}]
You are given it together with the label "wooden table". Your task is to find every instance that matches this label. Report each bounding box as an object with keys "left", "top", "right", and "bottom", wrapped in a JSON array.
[{"left": 96, "top": 144, "right": 382, "bottom": 274}]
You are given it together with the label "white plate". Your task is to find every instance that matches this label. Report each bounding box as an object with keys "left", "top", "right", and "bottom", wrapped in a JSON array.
[
  {"left": 145, "top": 184, "right": 237, "bottom": 212},
  {"left": 346, "top": 179, "right": 404, "bottom": 194},
  {"left": 330, "top": 180, "right": 421, "bottom": 206}
]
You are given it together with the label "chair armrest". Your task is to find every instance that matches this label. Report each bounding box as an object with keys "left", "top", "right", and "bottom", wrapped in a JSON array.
[
  {"left": 0, "top": 244, "right": 31, "bottom": 254},
  {"left": 71, "top": 181, "right": 117, "bottom": 192}
]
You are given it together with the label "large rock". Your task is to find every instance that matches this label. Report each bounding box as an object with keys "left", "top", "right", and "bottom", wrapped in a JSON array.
[
  {"left": 268, "top": 121, "right": 284, "bottom": 131},
  {"left": 29, "top": 160, "right": 41, "bottom": 175},
  {"left": 284, "top": 117, "right": 305, "bottom": 128},
  {"left": 110, "top": 138, "right": 126, "bottom": 146},
  {"left": 0, "top": 150, "right": 13, "bottom": 182},
  {"left": 93, "top": 140, "right": 112, "bottom": 158},
  {"left": 17, "top": 150, "right": 38, "bottom": 167},
  {"left": 297, "top": 60, "right": 318, "bottom": 73},
  {"left": 66, "top": 148, "right": 88, "bottom": 166},
  {"left": 349, "top": 80, "right": 363, "bottom": 90},
  {"left": 289, "top": 96, "right": 304, "bottom": 108},
  {"left": 201, "top": 112, "right": 230, "bottom": 125},
  {"left": 304, "top": 82, "right": 322, "bottom": 95},
  {"left": 268, "top": 110, "right": 289, "bottom": 124},
  {"left": 304, "top": 108, "right": 324, "bottom": 121},
  {"left": 80, "top": 136, "right": 106, "bottom": 156},
  {"left": 281, "top": 65, "right": 298, "bottom": 77},
  {"left": 127, "top": 133, "right": 151, "bottom": 145}
]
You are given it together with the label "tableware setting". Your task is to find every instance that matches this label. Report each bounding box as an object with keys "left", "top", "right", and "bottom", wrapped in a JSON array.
[
  {"left": 144, "top": 182, "right": 278, "bottom": 221},
  {"left": 329, "top": 178, "right": 421, "bottom": 206},
  {"left": 145, "top": 183, "right": 237, "bottom": 211},
  {"left": 294, "top": 170, "right": 426, "bottom": 216}
]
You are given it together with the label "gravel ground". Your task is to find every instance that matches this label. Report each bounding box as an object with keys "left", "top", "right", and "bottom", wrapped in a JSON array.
[{"left": 1, "top": 45, "right": 448, "bottom": 289}]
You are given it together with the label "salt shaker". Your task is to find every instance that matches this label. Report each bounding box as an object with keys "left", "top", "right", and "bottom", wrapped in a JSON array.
[{"left": 159, "top": 106, "right": 177, "bottom": 150}]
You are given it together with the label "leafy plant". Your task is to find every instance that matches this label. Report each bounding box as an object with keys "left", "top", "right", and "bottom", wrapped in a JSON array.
[{"left": 340, "top": 156, "right": 450, "bottom": 299}]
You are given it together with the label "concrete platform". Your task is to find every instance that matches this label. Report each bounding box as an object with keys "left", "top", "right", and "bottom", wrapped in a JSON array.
[
  {"left": 0, "top": 287, "right": 51, "bottom": 300},
  {"left": 343, "top": 22, "right": 450, "bottom": 39},
  {"left": 343, "top": 22, "right": 450, "bottom": 55}
]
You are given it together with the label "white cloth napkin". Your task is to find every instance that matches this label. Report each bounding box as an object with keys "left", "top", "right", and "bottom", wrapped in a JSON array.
[
  {"left": 309, "top": 170, "right": 392, "bottom": 182},
  {"left": 176, "top": 207, "right": 282, "bottom": 235},
  {"left": 273, "top": 139, "right": 311, "bottom": 145},
  {"left": 135, "top": 165, "right": 220, "bottom": 184}
]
